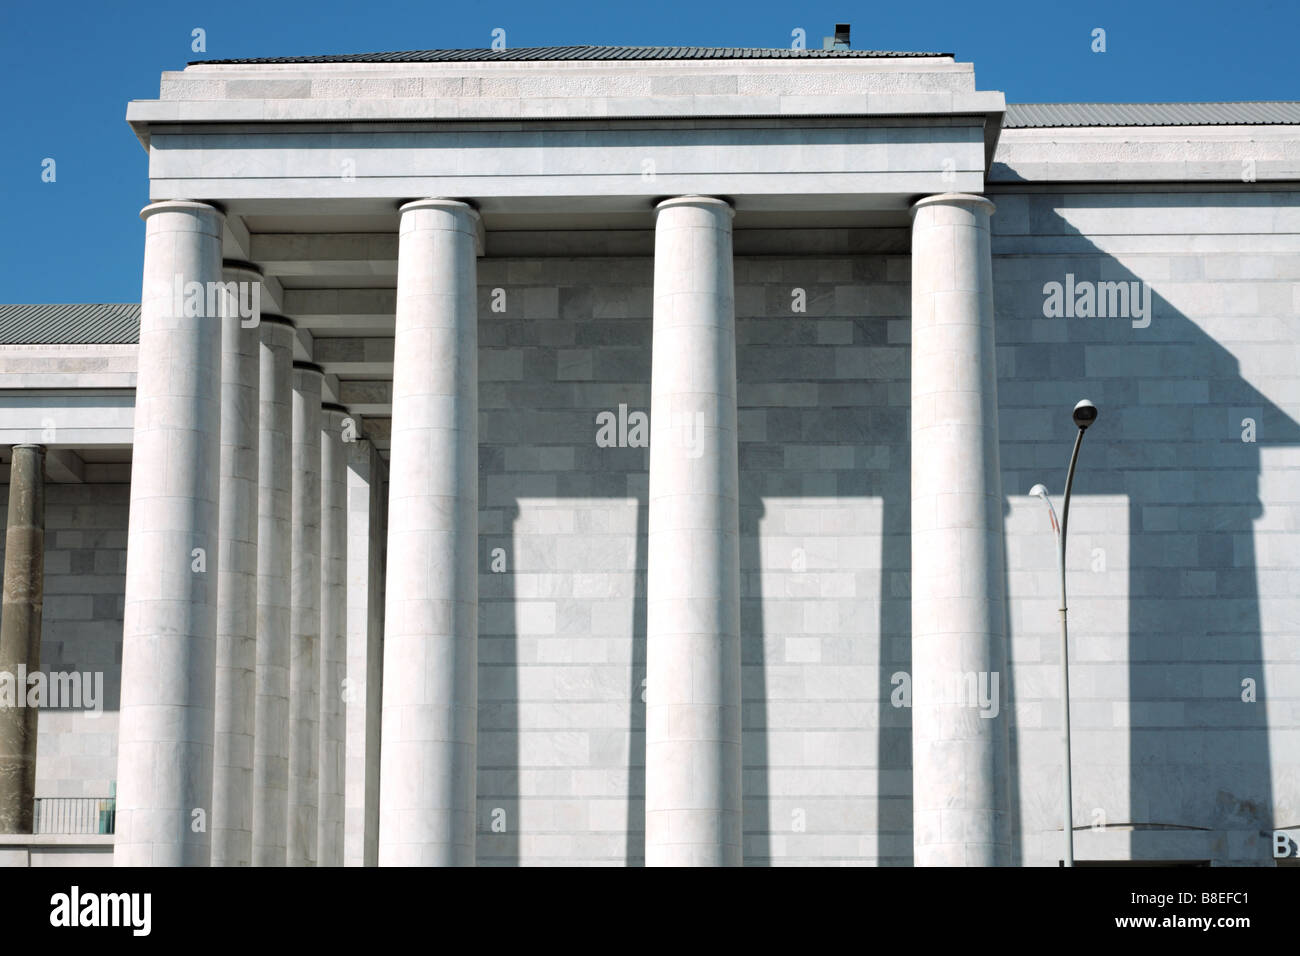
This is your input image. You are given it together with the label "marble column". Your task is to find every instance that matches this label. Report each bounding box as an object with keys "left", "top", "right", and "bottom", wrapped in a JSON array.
[
  {"left": 909, "top": 193, "right": 1010, "bottom": 866},
  {"left": 317, "top": 404, "right": 348, "bottom": 866},
  {"left": 116, "top": 199, "right": 224, "bottom": 866},
  {"left": 288, "top": 362, "right": 322, "bottom": 866},
  {"left": 379, "top": 198, "right": 480, "bottom": 866},
  {"left": 212, "top": 261, "right": 262, "bottom": 866},
  {"left": 645, "top": 195, "right": 742, "bottom": 867},
  {"left": 0, "top": 444, "right": 46, "bottom": 833},
  {"left": 252, "top": 316, "right": 295, "bottom": 866},
  {"left": 345, "top": 439, "right": 386, "bottom": 868}
]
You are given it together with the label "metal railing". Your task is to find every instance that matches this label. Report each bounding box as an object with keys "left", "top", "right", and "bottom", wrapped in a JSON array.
[{"left": 33, "top": 797, "right": 116, "bottom": 835}]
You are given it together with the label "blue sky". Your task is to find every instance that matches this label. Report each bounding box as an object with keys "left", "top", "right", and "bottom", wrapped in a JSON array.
[{"left": 2, "top": 0, "right": 1295, "bottom": 303}]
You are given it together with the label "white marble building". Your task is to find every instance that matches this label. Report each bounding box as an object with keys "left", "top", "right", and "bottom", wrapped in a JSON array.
[{"left": 0, "top": 39, "right": 1298, "bottom": 866}]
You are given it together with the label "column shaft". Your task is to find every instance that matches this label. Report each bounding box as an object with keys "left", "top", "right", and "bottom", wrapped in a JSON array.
[
  {"left": 345, "top": 439, "right": 386, "bottom": 867},
  {"left": 0, "top": 444, "right": 46, "bottom": 833},
  {"left": 378, "top": 198, "right": 479, "bottom": 866},
  {"left": 252, "top": 317, "right": 294, "bottom": 865},
  {"left": 645, "top": 196, "right": 742, "bottom": 867},
  {"left": 116, "top": 199, "right": 224, "bottom": 866},
  {"left": 317, "top": 405, "right": 348, "bottom": 865},
  {"left": 287, "top": 363, "right": 322, "bottom": 866},
  {"left": 212, "top": 262, "right": 261, "bottom": 866},
  {"left": 909, "top": 192, "right": 1010, "bottom": 866}
]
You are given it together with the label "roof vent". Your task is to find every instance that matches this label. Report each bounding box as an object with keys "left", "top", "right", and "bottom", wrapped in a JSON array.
[{"left": 823, "top": 23, "right": 851, "bottom": 50}]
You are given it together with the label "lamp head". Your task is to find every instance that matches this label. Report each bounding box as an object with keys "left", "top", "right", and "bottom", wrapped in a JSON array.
[
  {"left": 1072, "top": 399, "right": 1098, "bottom": 431},
  {"left": 1028, "top": 483, "right": 1049, "bottom": 499}
]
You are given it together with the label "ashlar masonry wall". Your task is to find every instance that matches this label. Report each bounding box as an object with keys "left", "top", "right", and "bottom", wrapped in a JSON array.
[
  {"left": 0, "top": 482, "right": 128, "bottom": 806},
  {"left": 474, "top": 251, "right": 912, "bottom": 865},
  {"left": 993, "top": 189, "right": 1300, "bottom": 866}
]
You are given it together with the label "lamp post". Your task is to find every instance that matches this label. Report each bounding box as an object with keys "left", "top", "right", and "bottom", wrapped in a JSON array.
[{"left": 1029, "top": 399, "right": 1098, "bottom": 868}]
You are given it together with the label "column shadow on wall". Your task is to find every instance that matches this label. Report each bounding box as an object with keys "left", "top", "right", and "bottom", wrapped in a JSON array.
[
  {"left": 878, "top": 491, "right": 913, "bottom": 865},
  {"left": 739, "top": 493, "right": 770, "bottom": 864},
  {"left": 999, "top": 504, "right": 1023, "bottom": 866},
  {"left": 1006, "top": 200, "right": 1297, "bottom": 863},
  {"left": 477, "top": 497, "right": 520, "bottom": 866},
  {"left": 624, "top": 497, "right": 647, "bottom": 866},
  {"left": 476, "top": 276, "right": 651, "bottom": 865},
  {"left": 737, "top": 300, "right": 913, "bottom": 866}
]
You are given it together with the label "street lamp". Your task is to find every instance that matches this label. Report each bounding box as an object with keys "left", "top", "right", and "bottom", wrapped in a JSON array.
[{"left": 1029, "top": 399, "right": 1098, "bottom": 868}]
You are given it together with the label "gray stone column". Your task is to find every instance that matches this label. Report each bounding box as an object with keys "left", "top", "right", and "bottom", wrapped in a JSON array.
[
  {"left": 212, "top": 261, "right": 262, "bottom": 866},
  {"left": 909, "top": 192, "right": 1010, "bottom": 866},
  {"left": 0, "top": 444, "right": 45, "bottom": 833},
  {"left": 645, "top": 195, "right": 742, "bottom": 867},
  {"left": 379, "top": 198, "right": 480, "bottom": 866},
  {"left": 288, "top": 362, "right": 322, "bottom": 866},
  {"left": 317, "top": 404, "right": 348, "bottom": 866},
  {"left": 252, "top": 315, "right": 295, "bottom": 866},
  {"left": 116, "top": 199, "right": 224, "bottom": 866},
  {"left": 345, "top": 439, "right": 386, "bottom": 868}
]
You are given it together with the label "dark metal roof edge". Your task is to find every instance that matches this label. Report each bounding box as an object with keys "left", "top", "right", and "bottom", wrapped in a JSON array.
[
  {"left": 131, "top": 110, "right": 1004, "bottom": 134},
  {"left": 188, "top": 45, "right": 952, "bottom": 66}
]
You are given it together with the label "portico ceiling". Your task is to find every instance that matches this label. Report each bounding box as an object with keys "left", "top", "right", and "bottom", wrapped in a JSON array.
[
  {"left": 127, "top": 46, "right": 1007, "bottom": 456},
  {"left": 228, "top": 205, "right": 916, "bottom": 456}
]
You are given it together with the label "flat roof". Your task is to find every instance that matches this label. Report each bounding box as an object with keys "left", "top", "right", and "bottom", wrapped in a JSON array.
[
  {"left": 0, "top": 304, "right": 140, "bottom": 345},
  {"left": 1004, "top": 101, "right": 1300, "bottom": 128}
]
